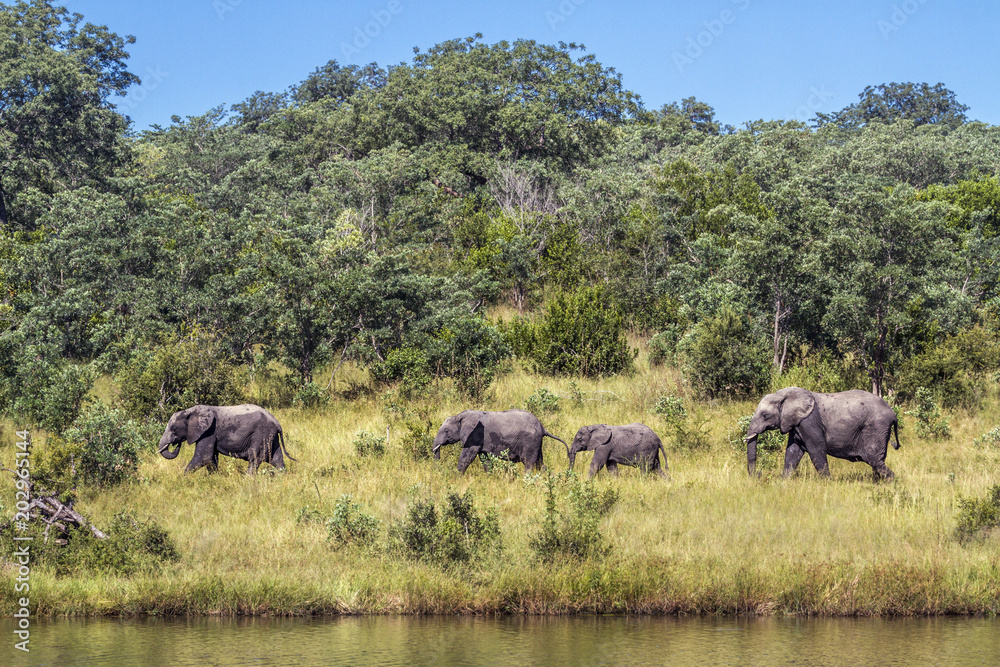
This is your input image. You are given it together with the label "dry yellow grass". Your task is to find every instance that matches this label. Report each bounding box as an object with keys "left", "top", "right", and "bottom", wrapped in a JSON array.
[{"left": 2, "top": 357, "right": 999, "bottom": 616}]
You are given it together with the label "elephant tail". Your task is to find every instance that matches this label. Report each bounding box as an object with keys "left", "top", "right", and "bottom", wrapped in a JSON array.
[
  {"left": 279, "top": 429, "right": 297, "bottom": 461},
  {"left": 543, "top": 429, "right": 569, "bottom": 454},
  {"left": 890, "top": 418, "right": 900, "bottom": 450}
]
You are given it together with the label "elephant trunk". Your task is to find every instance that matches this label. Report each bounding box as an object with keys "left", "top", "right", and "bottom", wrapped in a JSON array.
[
  {"left": 746, "top": 436, "right": 758, "bottom": 477},
  {"left": 159, "top": 442, "right": 181, "bottom": 460},
  {"left": 567, "top": 449, "right": 577, "bottom": 470}
]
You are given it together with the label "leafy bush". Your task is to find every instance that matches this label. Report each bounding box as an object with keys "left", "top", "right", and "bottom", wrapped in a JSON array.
[
  {"left": 530, "top": 473, "right": 618, "bottom": 561},
  {"left": 292, "top": 381, "right": 329, "bottom": 409},
  {"left": 429, "top": 315, "right": 512, "bottom": 400},
  {"left": 1, "top": 328, "right": 94, "bottom": 433},
  {"left": 679, "top": 307, "right": 771, "bottom": 399},
  {"left": 504, "top": 286, "right": 636, "bottom": 378},
  {"left": 399, "top": 419, "right": 435, "bottom": 460},
  {"left": 779, "top": 344, "right": 866, "bottom": 394},
  {"left": 370, "top": 346, "right": 432, "bottom": 396},
  {"left": 653, "top": 394, "right": 706, "bottom": 450},
  {"left": 326, "top": 495, "right": 381, "bottom": 549},
  {"left": 353, "top": 430, "right": 387, "bottom": 458},
  {"left": 0, "top": 512, "right": 181, "bottom": 577},
  {"left": 524, "top": 387, "right": 560, "bottom": 414},
  {"left": 973, "top": 426, "right": 1000, "bottom": 449},
  {"left": 389, "top": 491, "right": 501, "bottom": 565},
  {"left": 955, "top": 485, "right": 1000, "bottom": 543},
  {"left": 647, "top": 331, "right": 678, "bottom": 367},
  {"left": 116, "top": 328, "right": 246, "bottom": 422},
  {"left": 35, "top": 402, "right": 148, "bottom": 491},
  {"left": 482, "top": 448, "right": 521, "bottom": 479},
  {"left": 896, "top": 325, "right": 1000, "bottom": 408},
  {"left": 905, "top": 387, "right": 950, "bottom": 439}
]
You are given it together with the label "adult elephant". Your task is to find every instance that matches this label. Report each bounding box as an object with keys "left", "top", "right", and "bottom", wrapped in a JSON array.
[
  {"left": 158, "top": 404, "right": 294, "bottom": 474},
  {"left": 433, "top": 409, "right": 568, "bottom": 474},
  {"left": 569, "top": 423, "right": 668, "bottom": 478},
  {"left": 745, "top": 387, "right": 900, "bottom": 480}
]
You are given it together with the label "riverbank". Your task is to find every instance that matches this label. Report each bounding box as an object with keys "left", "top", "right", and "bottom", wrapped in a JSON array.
[{"left": 2, "top": 363, "right": 1000, "bottom": 617}]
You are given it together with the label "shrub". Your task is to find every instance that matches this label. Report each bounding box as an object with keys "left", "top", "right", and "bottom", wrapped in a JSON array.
[
  {"left": 292, "top": 382, "right": 329, "bottom": 409},
  {"left": 429, "top": 315, "right": 512, "bottom": 400},
  {"left": 905, "top": 387, "right": 950, "bottom": 439},
  {"left": 524, "top": 387, "right": 560, "bottom": 414},
  {"left": 370, "top": 346, "right": 432, "bottom": 396},
  {"left": 37, "top": 402, "right": 148, "bottom": 490},
  {"left": 505, "top": 286, "right": 636, "bottom": 378},
  {"left": 896, "top": 325, "right": 1000, "bottom": 408},
  {"left": 482, "top": 448, "right": 521, "bottom": 479},
  {"left": 399, "top": 419, "right": 435, "bottom": 460},
  {"left": 0, "top": 511, "right": 181, "bottom": 576},
  {"left": 955, "top": 485, "right": 1000, "bottom": 543},
  {"left": 779, "top": 344, "right": 866, "bottom": 394},
  {"left": 973, "top": 427, "right": 1000, "bottom": 449},
  {"left": 353, "top": 430, "right": 387, "bottom": 458},
  {"left": 647, "top": 331, "right": 678, "bottom": 367},
  {"left": 530, "top": 473, "right": 618, "bottom": 561},
  {"left": 116, "top": 328, "right": 246, "bottom": 422},
  {"left": 326, "top": 495, "right": 381, "bottom": 549},
  {"left": 679, "top": 307, "right": 771, "bottom": 399},
  {"left": 389, "top": 491, "right": 500, "bottom": 565}
]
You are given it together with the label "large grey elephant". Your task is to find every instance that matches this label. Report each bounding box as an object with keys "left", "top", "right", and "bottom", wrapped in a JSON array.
[
  {"left": 433, "top": 409, "right": 568, "bottom": 474},
  {"left": 158, "top": 404, "right": 294, "bottom": 474},
  {"left": 745, "top": 387, "right": 900, "bottom": 480},
  {"left": 569, "top": 423, "right": 668, "bottom": 478}
]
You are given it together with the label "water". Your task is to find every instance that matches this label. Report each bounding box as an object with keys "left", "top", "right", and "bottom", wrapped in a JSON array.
[{"left": 3, "top": 615, "right": 998, "bottom": 666}]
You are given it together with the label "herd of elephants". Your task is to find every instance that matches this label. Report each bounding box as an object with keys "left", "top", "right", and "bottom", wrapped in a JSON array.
[{"left": 157, "top": 387, "right": 902, "bottom": 481}]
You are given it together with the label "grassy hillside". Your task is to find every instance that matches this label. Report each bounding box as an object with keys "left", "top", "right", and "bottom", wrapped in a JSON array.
[{"left": 2, "top": 351, "right": 999, "bottom": 617}]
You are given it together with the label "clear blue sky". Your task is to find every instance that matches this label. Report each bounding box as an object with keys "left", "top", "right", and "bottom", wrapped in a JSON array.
[{"left": 60, "top": 0, "right": 1000, "bottom": 131}]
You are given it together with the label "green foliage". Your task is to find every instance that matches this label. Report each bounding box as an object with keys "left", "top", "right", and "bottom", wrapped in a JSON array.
[
  {"left": 508, "top": 286, "right": 636, "bottom": 378},
  {"left": 815, "top": 82, "right": 969, "bottom": 130},
  {"left": 390, "top": 491, "right": 501, "bottom": 565},
  {"left": 326, "top": 495, "right": 381, "bottom": 549},
  {"left": 482, "top": 448, "right": 521, "bottom": 480},
  {"left": 115, "top": 328, "right": 246, "bottom": 422},
  {"left": 647, "top": 331, "right": 678, "bottom": 367},
  {"left": 399, "top": 419, "right": 435, "bottom": 461},
  {"left": 679, "top": 308, "right": 771, "bottom": 399},
  {"left": 292, "top": 382, "right": 329, "bottom": 409},
  {"left": 972, "top": 427, "right": 1000, "bottom": 449},
  {"left": 954, "top": 485, "right": 1000, "bottom": 543},
  {"left": 370, "top": 347, "right": 431, "bottom": 396},
  {"left": 778, "top": 345, "right": 866, "bottom": 395},
  {"left": 1, "top": 512, "right": 180, "bottom": 577},
  {"left": 530, "top": 473, "right": 618, "bottom": 561},
  {"left": 353, "top": 430, "right": 387, "bottom": 458},
  {"left": 904, "top": 387, "right": 951, "bottom": 440},
  {"left": 895, "top": 326, "right": 1000, "bottom": 408},
  {"left": 34, "top": 402, "right": 147, "bottom": 492},
  {"left": 523, "top": 387, "right": 560, "bottom": 414}
]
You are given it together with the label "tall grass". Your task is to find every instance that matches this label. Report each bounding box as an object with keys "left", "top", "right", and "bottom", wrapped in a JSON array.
[{"left": 2, "top": 355, "right": 999, "bottom": 617}]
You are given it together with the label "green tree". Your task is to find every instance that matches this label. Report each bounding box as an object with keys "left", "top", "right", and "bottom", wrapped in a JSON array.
[{"left": 0, "top": 0, "right": 138, "bottom": 230}]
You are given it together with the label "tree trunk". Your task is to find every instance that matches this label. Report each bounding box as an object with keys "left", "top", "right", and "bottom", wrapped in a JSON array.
[{"left": 0, "top": 176, "right": 8, "bottom": 228}]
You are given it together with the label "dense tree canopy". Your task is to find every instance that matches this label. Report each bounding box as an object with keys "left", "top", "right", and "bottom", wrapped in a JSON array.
[{"left": 2, "top": 3, "right": 1000, "bottom": 426}]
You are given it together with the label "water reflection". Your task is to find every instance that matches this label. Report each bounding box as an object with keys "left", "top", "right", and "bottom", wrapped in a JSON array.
[{"left": 4, "top": 615, "right": 998, "bottom": 666}]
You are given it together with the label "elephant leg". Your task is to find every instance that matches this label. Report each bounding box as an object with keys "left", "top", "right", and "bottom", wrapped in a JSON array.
[
  {"left": 870, "top": 461, "right": 894, "bottom": 482},
  {"left": 782, "top": 441, "right": 805, "bottom": 477},
  {"left": 270, "top": 446, "right": 285, "bottom": 471},
  {"left": 457, "top": 446, "right": 483, "bottom": 474},
  {"left": 606, "top": 461, "right": 620, "bottom": 477},
  {"left": 185, "top": 438, "right": 216, "bottom": 473},
  {"left": 589, "top": 445, "right": 613, "bottom": 479},
  {"left": 805, "top": 446, "right": 831, "bottom": 477}
]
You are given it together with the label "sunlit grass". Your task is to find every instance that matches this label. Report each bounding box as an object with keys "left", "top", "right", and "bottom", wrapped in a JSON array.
[{"left": 2, "top": 357, "right": 999, "bottom": 616}]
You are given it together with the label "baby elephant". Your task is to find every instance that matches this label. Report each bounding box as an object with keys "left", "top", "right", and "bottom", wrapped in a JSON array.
[{"left": 569, "top": 423, "right": 668, "bottom": 478}]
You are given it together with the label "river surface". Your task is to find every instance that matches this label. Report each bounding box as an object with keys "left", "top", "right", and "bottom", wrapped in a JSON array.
[{"left": 3, "top": 615, "right": 998, "bottom": 666}]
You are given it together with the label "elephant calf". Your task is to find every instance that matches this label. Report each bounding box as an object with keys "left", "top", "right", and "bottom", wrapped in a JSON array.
[
  {"left": 569, "top": 423, "right": 668, "bottom": 478},
  {"left": 159, "top": 404, "right": 294, "bottom": 474},
  {"left": 433, "top": 409, "right": 568, "bottom": 474}
]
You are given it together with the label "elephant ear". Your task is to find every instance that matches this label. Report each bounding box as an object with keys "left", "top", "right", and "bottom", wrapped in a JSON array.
[
  {"left": 186, "top": 407, "right": 215, "bottom": 443},
  {"left": 779, "top": 388, "right": 815, "bottom": 434},
  {"left": 589, "top": 424, "right": 613, "bottom": 450},
  {"left": 459, "top": 415, "right": 485, "bottom": 449}
]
